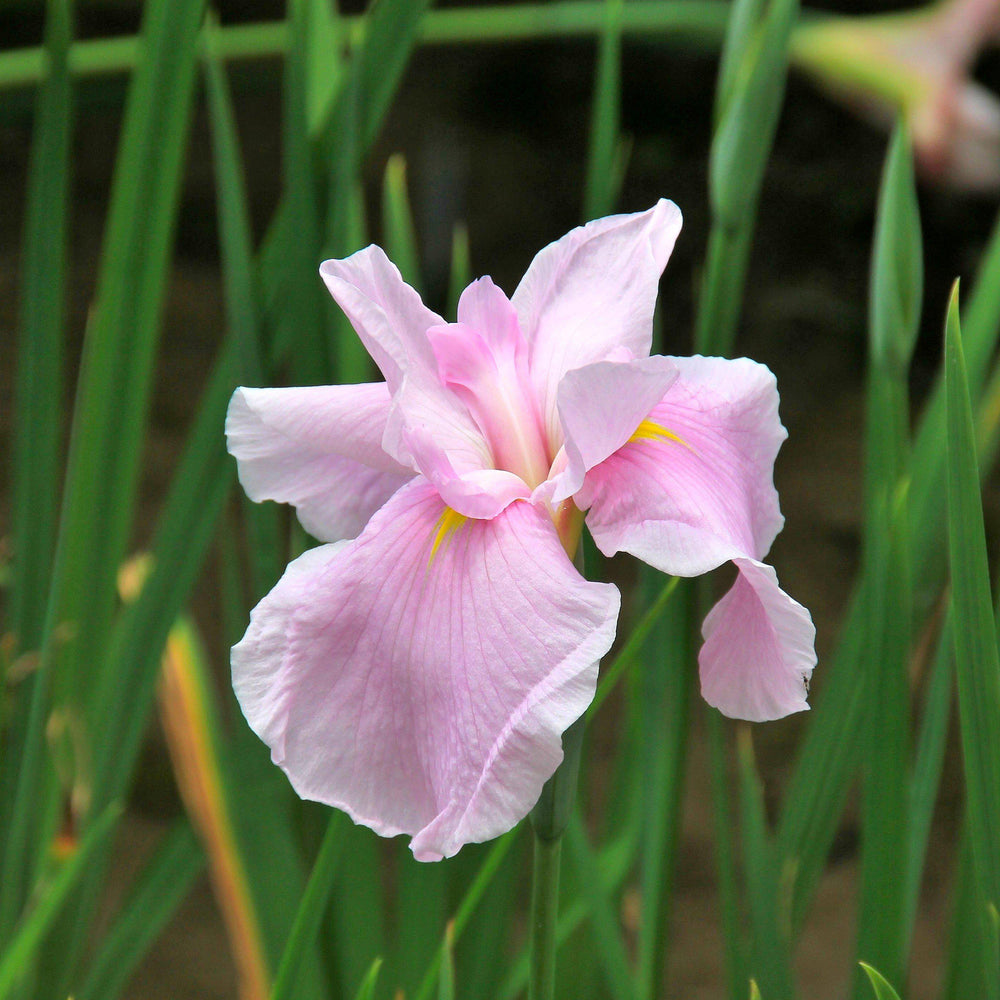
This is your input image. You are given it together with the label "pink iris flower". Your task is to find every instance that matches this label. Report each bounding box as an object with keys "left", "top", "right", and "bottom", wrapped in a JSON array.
[{"left": 225, "top": 202, "right": 816, "bottom": 861}]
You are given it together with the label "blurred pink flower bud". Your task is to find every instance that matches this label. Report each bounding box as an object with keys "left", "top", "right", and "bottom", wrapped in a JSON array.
[{"left": 792, "top": 0, "right": 1000, "bottom": 190}]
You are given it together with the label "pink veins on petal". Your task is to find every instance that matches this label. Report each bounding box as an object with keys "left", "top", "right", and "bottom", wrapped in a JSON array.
[{"left": 225, "top": 199, "right": 817, "bottom": 860}]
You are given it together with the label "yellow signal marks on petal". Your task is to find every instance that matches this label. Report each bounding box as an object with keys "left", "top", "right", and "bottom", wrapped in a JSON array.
[
  {"left": 627, "top": 419, "right": 691, "bottom": 450},
  {"left": 429, "top": 506, "right": 469, "bottom": 566}
]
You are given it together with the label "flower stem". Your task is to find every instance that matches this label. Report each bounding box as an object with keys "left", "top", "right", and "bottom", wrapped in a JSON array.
[
  {"left": 529, "top": 834, "right": 562, "bottom": 1000},
  {"left": 527, "top": 713, "right": 586, "bottom": 999}
]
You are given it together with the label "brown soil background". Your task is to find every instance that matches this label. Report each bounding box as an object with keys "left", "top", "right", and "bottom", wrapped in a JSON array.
[{"left": 2, "top": 1, "right": 1000, "bottom": 995}]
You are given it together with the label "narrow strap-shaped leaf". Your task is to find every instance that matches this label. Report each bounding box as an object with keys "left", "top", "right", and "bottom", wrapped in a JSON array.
[
  {"left": 157, "top": 613, "right": 270, "bottom": 1000},
  {"left": 859, "top": 963, "right": 903, "bottom": 1000},
  {"left": 437, "top": 923, "right": 456, "bottom": 1000},
  {"left": 497, "top": 829, "right": 635, "bottom": 1000},
  {"left": 565, "top": 813, "right": 635, "bottom": 1000},
  {"left": 202, "top": 12, "right": 284, "bottom": 597},
  {"left": 941, "top": 829, "right": 1000, "bottom": 1000},
  {"left": 447, "top": 222, "right": 471, "bottom": 318},
  {"left": 945, "top": 282, "right": 1000, "bottom": 911},
  {"left": 697, "top": 0, "right": 798, "bottom": 356},
  {"left": 0, "top": 803, "right": 120, "bottom": 1000},
  {"left": 737, "top": 727, "right": 796, "bottom": 1000},
  {"left": 901, "top": 611, "right": 952, "bottom": 953},
  {"left": 582, "top": 0, "right": 623, "bottom": 220},
  {"left": 635, "top": 568, "right": 692, "bottom": 1000},
  {"left": 0, "top": 0, "right": 72, "bottom": 942},
  {"left": 0, "top": 0, "right": 206, "bottom": 957},
  {"left": 395, "top": 844, "right": 447, "bottom": 994},
  {"left": 777, "top": 204, "right": 1000, "bottom": 933},
  {"left": 77, "top": 821, "right": 204, "bottom": 1000},
  {"left": 853, "top": 122, "right": 919, "bottom": 997},
  {"left": 270, "top": 811, "right": 346, "bottom": 1000},
  {"left": 354, "top": 958, "right": 384, "bottom": 1000},
  {"left": 278, "top": 0, "right": 330, "bottom": 383},
  {"left": 47, "top": 0, "right": 207, "bottom": 711},
  {"left": 708, "top": 708, "right": 747, "bottom": 1000},
  {"left": 414, "top": 830, "right": 519, "bottom": 1000},
  {"left": 382, "top": 154, "right": 424, "bottom": 290},
  {"left": 7, "top": 0, "right": 72, "bottom": 660}
]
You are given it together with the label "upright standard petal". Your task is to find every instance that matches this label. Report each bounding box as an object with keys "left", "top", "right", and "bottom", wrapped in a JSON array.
[
  {"left": 225, "top": 384, "right": 413, "bottom": 542},
  {"left": 319, "top": 246, "right": 443, "bottom": 392},
  {"left": 232, "top": 479, "right": 620, "bottom": 861},
  {"left": 578, "top": 355, "right": 786, "bottom": 576},
  {"left": 512, "top": 200, "right": 682, "bottom": 442},
  {"left": 699, "top": 558, "right": 815, "bottom": 721}
]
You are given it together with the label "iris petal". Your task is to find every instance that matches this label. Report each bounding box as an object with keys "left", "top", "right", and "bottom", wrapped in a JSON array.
[{"left": 232, "top": 479, "right": 620, "bottom": 860}]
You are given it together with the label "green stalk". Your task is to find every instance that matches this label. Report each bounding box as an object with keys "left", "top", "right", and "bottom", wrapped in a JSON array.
[
  {"left": 0, "top": 2, "right": 733, "bottom": 95},
  {"left": 529, "top": 835, "right": 563, "bottom": 1000}
]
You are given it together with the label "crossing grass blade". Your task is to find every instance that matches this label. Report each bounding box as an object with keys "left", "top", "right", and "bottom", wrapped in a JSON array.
[
  {"left": 945, "top": 282, "right": 1000, "bottom": 914},
  {"left": 76, "top": 821, "right": 204, "bottom": 1000}
]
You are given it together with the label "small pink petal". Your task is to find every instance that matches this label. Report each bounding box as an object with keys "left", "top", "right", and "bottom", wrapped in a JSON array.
[
  {"left": 232, "top": 479, "right": 620, "bottom": 861},
  {"left": 429, "top": 279, "right": 551, "bottom": 489},
  {"left": 511, "top": 200, "right": 682, "bottom": 443},
  {"left": 548, "top": 356, "right": 680, "bottom": 503},
  {"left": 579, "top": 355, "right": 786, "bottom": 576},
  {"left": 225, "top": 385, "right": 413, "bottom": 541},
  {"left": 391, "top": 368, "right": 531, "bottom": 518},
  {"left": 319, "top": 246, "right": 443, "bottom": 393},
  {"left": 699, "top": 558, "right": 815, "bottom": 721}
]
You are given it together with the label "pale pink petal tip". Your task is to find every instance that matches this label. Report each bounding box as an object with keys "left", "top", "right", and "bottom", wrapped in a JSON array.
[
  {"left": 699, "top": 558, "right": 816, "bottom": 723},
  {"left": 232, "top": 480, "right": 620, "bottom": 861}
]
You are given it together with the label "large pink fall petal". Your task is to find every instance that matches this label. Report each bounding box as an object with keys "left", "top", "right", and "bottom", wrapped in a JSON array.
[
  {"left": 225, "top": 385, "right": 414, "bottom": 542},
  {"left": 699, "top": 558, "right": 815, "bottom": 721},
  {"left": 319, "top": 246, "right": 443, "bottom": 392},
  {"left": 232, "top": 479, "right": 620, "bottom": 861},
  {"left": 512, "top": 200, "right": 682, "bottom": 443},
  {"left": 549, "top": 355, "right": 680, "bottom": 504},
  {"left": 579, "top": 355, "right": 786, "bottom": 576}
]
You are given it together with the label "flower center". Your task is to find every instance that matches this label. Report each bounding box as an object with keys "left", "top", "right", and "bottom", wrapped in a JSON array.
[{"left": 428, "top": 321, "right": 553, "bottom": 489}]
